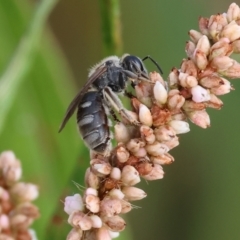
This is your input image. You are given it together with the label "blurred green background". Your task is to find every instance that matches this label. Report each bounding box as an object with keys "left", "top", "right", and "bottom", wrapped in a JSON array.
[{"left": 0, "top": 0, "right": 240, "bottom": 239}]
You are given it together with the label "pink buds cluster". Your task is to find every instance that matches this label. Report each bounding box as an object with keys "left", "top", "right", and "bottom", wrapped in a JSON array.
[
  {"left": 64, "top": 3, "right": 240, "bottom": 240},
  {"left": 169, "top": 2, "right": 240, "bottom": 128},
  {"left": 0, "top": 151, "right": 39, "bottom": 240}
]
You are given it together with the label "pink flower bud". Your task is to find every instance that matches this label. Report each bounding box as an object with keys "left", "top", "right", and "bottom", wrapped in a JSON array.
[
  {"left": 120, "top": 200, "right": 132, "bottom": 213},
  {"left": 139, "top": 104, "right": 153, "bottom": 126},
  {"left": 191, "top": 85, "right": 211, "bottom": 103},
  {"left": 135, "top": 82, "right": 153, "bottom": 107},
  {"left": 199, "top": 75, "right": 225, "bottom": 88},
  {"left": 185, "top": 41, "right": 196, "bottom": 59},
  {"left": 95, "top": 227, "right": 112, "bottom": 240},
  {"left": 195, "top": 35, "right": 210, "bottom": 55},
  {"left": 167, "top": 90, "right": 185, "bottom": 110},
  {"left": 227, "top": 3, "right": 240, "bottom": 22},
  {"left": 168, "top": 68, "right": 179, "bottom": 88},
  {"left": 109, "top": 230, "right": 120, "bottom": 239},
  {"left": 89, "top": 215, "right": 102, "bottom": 228},
  {"left": 140, "top": 125, "right": 155, "bottom": 144},
  {"left": 198, "top": 17, "right": 209, "bottom": 36},
  {"left": 181, "top": 59, "right": 198, "bottom": 77},
  {"left": 164, "top": 136, "right": 179, "bottom": 149},
  {"left": 219, "top": 60, "right": 240, "bottom": 79},
  {"left": 154, "top": 125, "right": 176, "bottom": 142},
  {"left": 64, "top": 194, "right": 84, "bottom": 215},
  {"left": 66, "top": 228, "right": 83, "bottom": 240},
  {"left": 121, "top": 165, "right": 140, "bottom": 186},
  {"left": 208, "top": 14, "right": 228, "bottom": 40},
  {"left": 145, "top": 142, "right": 169, "bottom": 156},
  {"left": 85, "top": 194, "right": 100, "bottom": 213},
  {"left": 114, "top": 123, "right": 131, "bottom": 143},
  {"left": 90, "top": 159, "right": 112, "bottom": 176},
  {"left": 151, "top": 153, "right": 174, "bottom": 165},
  {"left": 0, "top": 214, "right": 9, "bottom": 230},
  {"left": 189, "top": 30, "right": 203, "bottom": 43},
  {"left": 211, "top": 56, "right": 234, "bottom": 71},
  {"left": 182, "top": 100, "right": 206, "bottom": 111},
  {"left": 116, "top": 146, "right": 130, "bottom": 163},
  {"left": 205, "top": 94, "right": 223, "bottom": 109},
  {"left": 126, "top": 139, "right": 145, "bottom": 153},
  {"left": 136, "top": 162, "right": 153, "bottom": 176},
  {"left": 0, "top": 151, "right": 16, "bottom": 168},
  {"left": 221, "top": 20, "right": 240, "bottom": 42},
  {"left": 209, "top": 38, "right": 232, "bottom": 60},
  {"left": 210, "top": 78, "right": 232, "bottom": 95},
  {"left": 100, "top": 197, "right": 122, "bottom": 217},
  {"left": 193, "top": 50, "right": 208, "bottom": 70},
  {"left": 186, "top": 110, "right": 210, "bottom": 128},
  {"left": 109, "top": 189, "right": 125, "bottom": 199},
  {"left": 110, "top": 168, "right": 121, "bottom": 180},
  {"left": 10, "top": 183, "right": 38, "bottom": 203},
  {"left": 232, "top": 40, "right": 240, "bottom": 53},
  {"left": 78, "top": 215, "right": 92, "bottom": 230},
  {"left": 122, "top": 186, "right": 147, "bottom": 201},
  {"left": 168, "top": 120, "right": 190, "bottom": 134},
  {"left": 103, "top": 215, "right": 126, "bottom": 232},
  {"left": 153, "top": 81, "right": 168, "bottom": 105},
  {"left": 171, "top": 112, "right": 187, "bottom": 121},
  {"left": 142, "top": 164, "right": 164, "bottom": 180},
  {"left": 85, "top": 168, "right": 99, "bottom": 189},
  {"left": 179, "top": 72, "right": 198, "bottom": 88}
]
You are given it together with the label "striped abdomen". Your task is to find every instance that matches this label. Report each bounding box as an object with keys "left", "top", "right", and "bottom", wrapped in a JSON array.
[{"left": 77, "top": 91, "right": 110, "bottom": 153}]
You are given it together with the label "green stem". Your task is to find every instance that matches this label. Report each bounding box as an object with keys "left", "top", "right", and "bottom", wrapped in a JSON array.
[
  {"left": 0, "top": 0, "right": 58, "bottom": 134},
  {"left": 99, "top": 0, "right": 122, "bottom": 56}
]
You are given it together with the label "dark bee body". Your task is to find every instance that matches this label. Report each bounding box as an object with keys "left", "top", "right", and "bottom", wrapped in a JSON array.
[
  {"left": 59, "top": 54, "right": 161, "bottom": 155},
  {"left": 77, "top": 91, "right": 110, "bottom": 153}
]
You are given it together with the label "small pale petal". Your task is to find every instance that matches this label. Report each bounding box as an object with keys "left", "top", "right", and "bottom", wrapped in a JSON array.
[
  {"left": 64, "top": 194, "right": 84, "bottom": 215},
  {"left": 168, "top": 120, "right": 190, "bottom": 134},
  {"left": 191, "top": 85, "right": 211, "bottom": 103}
]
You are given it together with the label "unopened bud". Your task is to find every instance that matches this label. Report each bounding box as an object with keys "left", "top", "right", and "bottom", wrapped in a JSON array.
[
  {"left": 191, "top": 85, "right": 211, "bottom": 103},
  {"left": 208, "top": 14, "right": 228, "bottom": 40},
  {"left": 198, "top": 17, "right": 209, "bottom": 36},
  {"left": 66, "top": 228, "right": 83, "bottom": 240},
  {"left": 109, "top": 189, "right": 125, "bottom": 199},
  {"left": 140, "top": 125, "right": 155, "bottom": 144},
  {"left": 189, "top": 30, "right": 203, "bottom": 43},
  {"left": 135, "top": 82, "right": 153, "bottom": 108},
  {"left": 182, "top": 100, "right": 206, "bottom": 111},
  {"left": 100, "top": 197, "right": 122, "bottom": 217},
  {"left": 85, "top": 194, "right": 100, "bottom": 213},
  {"left": 181, "top": 59, "right": 198, "bottom": 77},
  {"left": 121, "top": 165, "right": 140, "bottom": 186},
  {"left": 116, "top": 146, "right": 130, "bottom": 163},
  {"left": 103, "top": 215, "right": 126, "bottom": 232},
  {"left": 120, "top": 200, "right": 132, "bottom": 213},
  {"left": 151, "top": 153, "right": 174, "bottom": 165},
  {"left": 193, "top": 50, "right": 208, "bottom": 70},
  {"left": 89, "top": 215, "right": 102, "bottom": 228},
  {"left": 205, "top": 94, "right": 223, "bottom": 109},
  {"left": 209, "top": 38, "right": 232, "bottom": 60},
  {"left": 110, "top": 167, "right": 121, "bottom": 180},
  {"left": 167, "top": 90, "right": 185, "bottom": 110},
  {"left": 168, "top": 120, "right": 190, "bottom": 134},
  {"left": 85, "top": 168, "right": 99, "bottom": 189},
  {"left": 219, "top": 60, "right": 240, "bottom": 79},
  {"left": 142, "top": 164, "right": 164, "bottom": 181},
  {"left": 195, "top": 35, "right": 210, "bottom": 55},
  {"left": 126, "top": 139, "right": 145, "bottom": 153},
  {"left": 64, "top": 194, "right": 84, "bottom": 215},
  {"left": 85, "top": 187, "right": 98, "bottom": 197},
  {"left": 171, "top": 112, "right": 187, "bottom": 121},
  {"left": 122, "top": 186, "right": 147, "bottom": 201},
  {"left": 10, "top": 214, "right": 32, "bottom": 230},
  {"left": 10, "top": 183, "right": 38, "bottom": 203},
  {"left": 139, "top": 104, "right": 153, "bottom": 126},
  {"left": 168, "top": 68, "right": 179, "bottom": 88},
  {"left": 227, "top": 3, "right": 240, "bottom": 21},
  {"left": 153, "top": 81, "right": 168, "bottom": 105},
  {"left": 114, "top": 123, "right": 131, "bottom": 143},
  {"left": 179, "top": 72, "right": 198, "bottom": 88},
  {"left": 199, "top": 75, "right": 225, "bottom": 88},
  {"left": 90, "top": 159, "right": 112, "bottom": 176},
  {"left": 186, "top": 110, "right": 210, "bottom": 128},
  {"left": 210, "top": 78, "right": 232, "bottom": 95},
  {"left": 95, "top": 227, "right": 111, "bottom": 240},
  {"left": 221, "top": 20, "right": 240, "bottom": 42},
  {"left": 136, "top": 162, "right": 153, "bottom": 176},
  {"left": 211, "top": 56, "right": 234, "bottom": 71},
  {"left": 154, "top": 125, "right": 176, "bottom": 142},
  {"left": 185, "top": 41, "right": 196, "bottom": 59},
  {"left": 146, "top": 142, "right": 169, "bottom": 156},
  {"left": 164, "top": 136, "right": 179, "bottom": 149}
]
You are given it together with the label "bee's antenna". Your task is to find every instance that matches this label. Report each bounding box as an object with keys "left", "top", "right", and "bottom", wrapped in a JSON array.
[{"left": 142, "top": 55, "right": 163, "bottom": 75}]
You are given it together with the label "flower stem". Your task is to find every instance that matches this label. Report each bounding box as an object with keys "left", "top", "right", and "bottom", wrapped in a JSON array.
[{"left": 99, "top": 0, "right": 123, "bottom": 56}]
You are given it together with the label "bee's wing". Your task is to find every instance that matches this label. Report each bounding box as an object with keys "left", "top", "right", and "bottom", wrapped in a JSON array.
[{"left": 58, "top": 65, "right": 108, "bottom": 132}]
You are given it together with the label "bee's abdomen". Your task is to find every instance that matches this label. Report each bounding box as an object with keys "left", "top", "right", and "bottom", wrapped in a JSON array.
[{"left": 77, "top": 91, "right": 109, "bottom": 153}]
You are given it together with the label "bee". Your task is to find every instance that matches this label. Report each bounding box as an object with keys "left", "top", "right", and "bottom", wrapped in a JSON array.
[{"left": 59, "top": 54, "right": 162, "bottom": 155}]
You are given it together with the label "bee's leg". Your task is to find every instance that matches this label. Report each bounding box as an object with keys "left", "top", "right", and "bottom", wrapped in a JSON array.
[
  {"left": 103, "top": 87, "right": 140, "bottom": 125},
  {"left": 109, "top": 109, "right": 120, "bottom": 123},
  {"left": 124, "top": 90, "right": 135, "bottom": 99}
]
